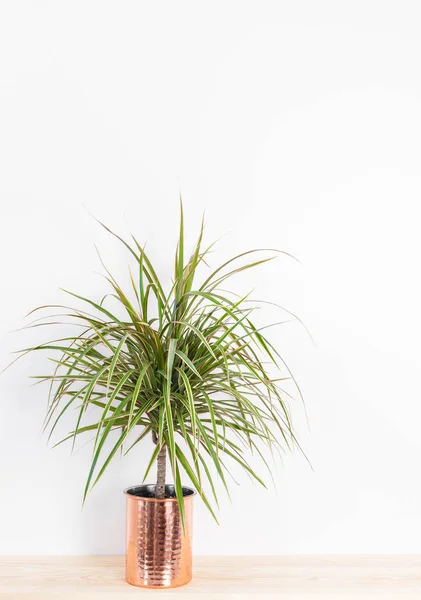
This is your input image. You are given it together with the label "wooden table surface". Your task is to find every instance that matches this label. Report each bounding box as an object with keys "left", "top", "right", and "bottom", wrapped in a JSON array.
[{"left": 1, "top": 556, "right": 420, "bottom": 599}]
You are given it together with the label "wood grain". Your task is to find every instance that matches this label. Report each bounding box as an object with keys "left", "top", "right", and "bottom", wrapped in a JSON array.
[{"left": 1, "top": 555, "right": 420, "bottom": 599}]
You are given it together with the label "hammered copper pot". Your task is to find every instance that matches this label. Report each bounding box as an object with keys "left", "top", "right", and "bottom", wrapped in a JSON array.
[{"left": 124, "top": 484, "right": 196, "bottom": 588}]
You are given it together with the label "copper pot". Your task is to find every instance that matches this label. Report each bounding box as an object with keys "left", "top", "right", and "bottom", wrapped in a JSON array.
[{"left": 124, "top": 484, "right": 195, "bottom": 588}]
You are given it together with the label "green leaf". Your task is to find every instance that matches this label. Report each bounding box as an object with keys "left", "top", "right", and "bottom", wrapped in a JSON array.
[
  {"left": 128, "top": 362, "right": 151, "bottom": 430},
  {"left": 175, "top": 349, "right": 202, "bottom": 379},
  {"left": 173, "top": 459, "right": 185, "bottom": 532},
  {"left": 106, "top": 333, "right": 128, "bottom": 395},
  {"left": 175, "top": 443, "right": 218, "bottom": 523},
  {"left": 176, "top": 367, "right": 197, "bottom": 448},
  {"left": 164, "top": 338, "right": 178, "bottom": 470}
]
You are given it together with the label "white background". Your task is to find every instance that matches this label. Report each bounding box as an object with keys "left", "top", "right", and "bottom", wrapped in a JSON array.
[{"left": 1, "top": 0, "right": 421, "bottom": 555}]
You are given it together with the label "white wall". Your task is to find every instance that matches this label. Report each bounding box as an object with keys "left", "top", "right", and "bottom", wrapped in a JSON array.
[{"left": 1, "top": 0, "right": 421, "bottom": 555}]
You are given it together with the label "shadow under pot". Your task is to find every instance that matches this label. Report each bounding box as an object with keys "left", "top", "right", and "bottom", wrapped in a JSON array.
[{"left": 124, "top": 484, "right": 196, "bottom": 588}]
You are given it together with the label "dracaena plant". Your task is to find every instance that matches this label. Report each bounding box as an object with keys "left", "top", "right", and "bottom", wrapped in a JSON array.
[{"left": 14, "top": 204, "right": 300, "bottom": 525}]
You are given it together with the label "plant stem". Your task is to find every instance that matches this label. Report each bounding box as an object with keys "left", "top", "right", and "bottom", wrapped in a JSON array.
[{"left": 155, "top": 442, "right": 167, "bottom": 498}]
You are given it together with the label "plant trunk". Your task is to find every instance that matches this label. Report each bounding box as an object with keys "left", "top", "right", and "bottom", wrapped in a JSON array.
[{"left": 155, "top": 442, "right": 167, "bottom": 499}]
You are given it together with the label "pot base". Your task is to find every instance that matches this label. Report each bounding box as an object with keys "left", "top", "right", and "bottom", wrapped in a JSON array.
[{"left": 126, "top": 577, "right": 192, "bottom": 589}]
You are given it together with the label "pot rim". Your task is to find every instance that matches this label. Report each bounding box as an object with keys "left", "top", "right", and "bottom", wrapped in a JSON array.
[{"left": 124, "top": 483, "right": 197, "bottom": 502}]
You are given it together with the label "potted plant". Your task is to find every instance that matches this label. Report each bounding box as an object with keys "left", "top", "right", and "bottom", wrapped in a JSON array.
[{"left": 13, "top": 205, "right": 299, "bottom": 588}]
